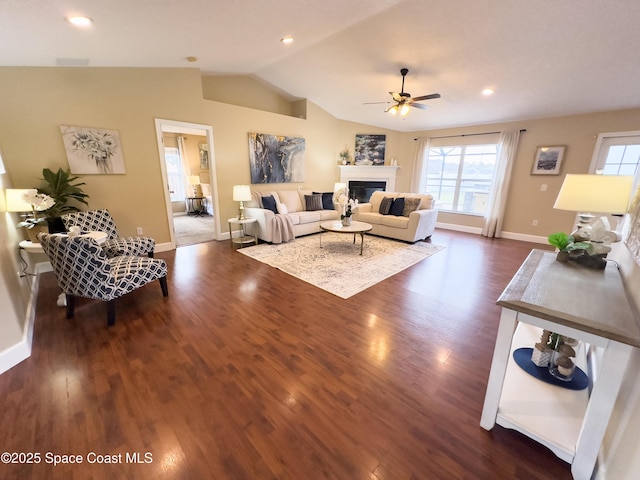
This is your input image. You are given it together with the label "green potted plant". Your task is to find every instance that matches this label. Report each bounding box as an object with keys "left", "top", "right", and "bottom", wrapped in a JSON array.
[
  {"left": 37, "top": 168, "right": 89, "bottom": 217},
  {"left": 547, "top": 232, "right": 591, "bottom": 262}
]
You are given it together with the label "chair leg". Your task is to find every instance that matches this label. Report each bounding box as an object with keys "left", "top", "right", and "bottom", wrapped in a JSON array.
[
  {"left": 159, "top": 276, "right": 168, "bottom": 297},
  {"left": 66, "top": 295, "right": 75, "bottom": 319},
  {"left": 107, "top": 300, "right": 116, "bottom": 326}
]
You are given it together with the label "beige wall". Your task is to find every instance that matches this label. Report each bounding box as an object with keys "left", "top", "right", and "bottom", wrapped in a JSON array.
[{"left": 202, "top": 75, "right": 298, "bottom": 117}]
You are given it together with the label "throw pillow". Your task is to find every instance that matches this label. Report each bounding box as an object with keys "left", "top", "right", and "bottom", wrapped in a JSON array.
[
  {"left": 314, "top": 191, "right": 335, "bottom": 210},
  {"left": 304, "top": 194, "right": 323, "bottom": 211},
  {"left": 276, "top": 202, "right": 288, "bottom": 214},
  {"left": 379, "top": 197, "right": 394, "bottom": 215},
  {"left": 403, "top": 197, "right": 422, "bottom": 217},
  {"left": 261, "top": 195, "right": 278, "bottom": 213},
  {"left": 389, "top": 197, "right": 405, "bottom": 216}
]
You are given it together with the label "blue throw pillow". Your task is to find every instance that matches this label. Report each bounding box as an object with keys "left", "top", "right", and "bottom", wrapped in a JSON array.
[
  {"left": 261, "top": 195, "right": 278, "bottom": 213},
  {"left": 389, "top": 197, "right": 405, "bottom": 216}
]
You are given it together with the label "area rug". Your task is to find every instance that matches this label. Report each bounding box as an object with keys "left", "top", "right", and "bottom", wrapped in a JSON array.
[{"left": 238, "top": 233, "right": 445, "bottom": 298}]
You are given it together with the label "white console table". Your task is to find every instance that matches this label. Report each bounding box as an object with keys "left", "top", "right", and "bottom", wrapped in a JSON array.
[{"left": 481, "top": 249, "right": 640, "bottom": 480}]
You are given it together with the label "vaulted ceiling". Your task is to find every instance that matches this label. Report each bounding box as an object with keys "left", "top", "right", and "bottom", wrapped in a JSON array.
[{"left": 2, "top": 0, "right": 639, "bottom": 132}]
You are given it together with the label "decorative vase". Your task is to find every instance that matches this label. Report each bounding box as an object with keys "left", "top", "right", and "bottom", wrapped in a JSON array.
[
  {"left": 342, "top": 216, "right": 352, "bottom": 226},
  {"left": 548, "top": 338, "right": 579, "bottom": 381},
  {"left": 556, "top": 251, "right": 569, "bottom": 262}
]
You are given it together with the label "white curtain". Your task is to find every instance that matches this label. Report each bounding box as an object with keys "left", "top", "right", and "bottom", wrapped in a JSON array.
[
  {"left": 482, "top": 129, "right": 521, "bottom": 237},
  {"left": 411, "top": 137, "right": 431, "bottom": 193},
  {"left": 177, "top": 136, "right": 191, "bottom": 196}
]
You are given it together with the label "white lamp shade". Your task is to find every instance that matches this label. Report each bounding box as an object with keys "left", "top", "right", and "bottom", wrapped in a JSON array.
[
  {"left": 5, "top": 189, "right": 33, "bottom": 212},
  {"left": 553, "top": 174, "right": 633, "bottom": 214},
  {"left": 187, "top": 175, "right": 200, "bottom": 185},
  {"left": 232, "top": 185, "right": 252, "bottom": 202}
]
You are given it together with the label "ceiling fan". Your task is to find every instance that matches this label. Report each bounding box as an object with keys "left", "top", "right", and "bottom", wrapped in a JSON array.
[{"left": 365, "top": 68, "right": 441, "bottom": 116}]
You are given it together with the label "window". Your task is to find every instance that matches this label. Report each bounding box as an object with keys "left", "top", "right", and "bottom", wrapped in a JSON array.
[
  {"left": 591, "top": 132, "right": 640, "bottom": 178},
  {"left": 164, "top": 147, "right": 186, "bottom": 202},
  {"left": 424, "top": 143, "right": 499, "bottom": 214}
]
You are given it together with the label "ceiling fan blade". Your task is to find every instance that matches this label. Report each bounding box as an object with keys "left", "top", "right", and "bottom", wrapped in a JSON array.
[
  {"left": 412, "top": 93, "right": 441, "bottom": 101},
  {"left": 390, "top": 92, "right": 404, "bottom": 102},
  {"left": 410, "top": 103, "right": 430, "bottom": 110},
  {"left": 362, "top": 101, "right": 392, "bottom": 105}
]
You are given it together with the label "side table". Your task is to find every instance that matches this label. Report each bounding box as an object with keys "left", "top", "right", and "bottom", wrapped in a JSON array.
[
  {"left": 480, "top": 249, "right": 640, "bottom": 480},
  {"left": 186, "top": 196, "right": 207, "bottom": 216},
  {"left": 228, "top": 217, "right": 257, "bottom": 249}
]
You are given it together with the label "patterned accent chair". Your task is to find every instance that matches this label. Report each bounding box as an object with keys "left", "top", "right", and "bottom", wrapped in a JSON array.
[
  {"left": 61, "top": 209, "right": 155, "bottom": 258},
  {"left": 39, "top": 233, "right": 168, "bottom": 326}
]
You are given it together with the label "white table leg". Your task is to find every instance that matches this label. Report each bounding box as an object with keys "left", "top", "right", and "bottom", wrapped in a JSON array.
[
  {"left": 480, "top": 308, "right": 518, "bottom": 430},
  {"left": 571, "top": 340, "right": 633, "bottom": 480}
]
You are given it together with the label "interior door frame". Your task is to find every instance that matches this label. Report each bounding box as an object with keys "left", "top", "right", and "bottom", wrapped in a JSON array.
[{"left": 154, "top": 118, "right": 221, "bottom": 249}]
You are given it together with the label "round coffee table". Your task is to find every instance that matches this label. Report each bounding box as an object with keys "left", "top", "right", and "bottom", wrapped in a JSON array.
[{"left": 319, "top": 220, "right": 373, "bottom": 255}]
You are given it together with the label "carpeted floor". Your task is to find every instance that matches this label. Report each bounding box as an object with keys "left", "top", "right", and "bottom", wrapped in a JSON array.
[
  {"left": 238, "top": 233, "right": 445, "bottom": 298},
  {"left": 173, "top": 214, "right": 216, "bottom": 246}
]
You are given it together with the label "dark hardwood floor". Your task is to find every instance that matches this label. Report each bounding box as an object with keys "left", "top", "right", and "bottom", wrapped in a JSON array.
[{"left": 0, "top": 230, "right": 570, "bottom": 480}]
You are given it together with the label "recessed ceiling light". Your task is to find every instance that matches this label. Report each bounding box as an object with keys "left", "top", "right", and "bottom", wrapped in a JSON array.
[
  {"left": 66, "top": 15, "right": 93, "bottom": 28},
  {"left": 281, "top": 36, "right": 294, "bottom": 45},
  {"left": 482, "top": 88, "right": 495, "bottom": 96},
  {"left": 185, "top": 56, "right": 198, "bottom": 63}
]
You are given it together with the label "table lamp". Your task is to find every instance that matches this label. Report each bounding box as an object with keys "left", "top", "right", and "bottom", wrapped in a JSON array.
[
  {"left": 5, "top": 189, "right": 33, "bottom": 212},
  {"left": 553, "top": 174, "right": 633, "bottom": 241},
  {"left": 233, "top": 185, "right": 252, "bottom": 220},
  {"left": 188, "top": 175, "right": 202, "bottom": 197}
]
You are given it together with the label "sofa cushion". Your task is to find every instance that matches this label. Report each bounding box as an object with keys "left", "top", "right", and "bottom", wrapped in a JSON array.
[
  {"left": 279, "top": 190, "right": 304, "bottom": 213},
  {"left": 314, "top": 191, "right": 334, "bottom": 210},
  {"left": 261, "top": 195, "right": 278, "bottom": 213},
  {"left": 389, "top": 197, "right": 405, "bottom": 216},
  {"left": 296, "top": 211, "right": 322, "bottom": 224},
  {"left": 403, "top": 197, "right": 422, "bottom": 216},
  {"left": 381, "top": 214, "right": 409, "bottom": 229},
  {"left": 304, "top": 194, "right": 323, "bottom": 211},
  {"left": 356, "top": 211, "right": 383, "bottom": 225},
  {"left": 379, "top": 197, "right": 393, "bottom": 215},
  {"left": 276, "top": 202, "right": 288, "bottom": 214}
]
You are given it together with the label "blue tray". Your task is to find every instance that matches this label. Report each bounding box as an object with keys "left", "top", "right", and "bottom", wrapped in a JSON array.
[{"left": 513, "top": 348, "right": 589, "bottom": 391}]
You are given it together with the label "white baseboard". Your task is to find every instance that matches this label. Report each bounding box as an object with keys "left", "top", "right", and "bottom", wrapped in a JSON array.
[
  {"left": 500, "top": 231, "right": 548, "bottom": 244},
  {"left": 436, "top": 223, "right": 548, "bottom": 245},
  {"left": 436, "top": 222, "right": 483, "bottom": 235}
]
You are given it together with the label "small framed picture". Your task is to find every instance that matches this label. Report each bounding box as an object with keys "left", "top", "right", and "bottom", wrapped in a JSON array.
[{"left": 532, "top": 146, "right": 565, "bottom": 175}]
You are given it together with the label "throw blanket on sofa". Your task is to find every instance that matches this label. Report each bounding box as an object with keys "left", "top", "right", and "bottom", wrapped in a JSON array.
[{"left": 271, "top": 214, "right": 295, "bottom": 244}]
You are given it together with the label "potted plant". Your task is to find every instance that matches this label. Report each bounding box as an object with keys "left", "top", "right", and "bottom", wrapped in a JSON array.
[
  {"left": 36, "top": 168, "right": 90, "bottom": 232},
  {"left": 37, "top": 168, "right": 89, "bottom": 217},
  {"left": 547, "top": 232, "right": 591, "bottom": 262},
  {"left": 339, "top": 147, "right": 352, "bottom": 165},
  {"left": 341, "top": 198, "right": 358, "bottom": 226}
]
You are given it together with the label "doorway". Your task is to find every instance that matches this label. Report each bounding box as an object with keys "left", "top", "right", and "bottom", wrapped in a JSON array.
[{"left": 154, "top": 119, "right": 221, "bottom": 249}]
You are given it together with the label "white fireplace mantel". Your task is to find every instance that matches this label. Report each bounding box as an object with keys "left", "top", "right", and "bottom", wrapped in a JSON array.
[{"left": 338, "top": 165, "right": 399, "bottom": 192}]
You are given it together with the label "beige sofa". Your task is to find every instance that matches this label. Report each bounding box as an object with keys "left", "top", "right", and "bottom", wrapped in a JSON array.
[
  {"left": 353, "top": 190, "right": 438, "bottom": 242},
  {"left": 244, "top": 189, "right": 340, "bottom": 243}
]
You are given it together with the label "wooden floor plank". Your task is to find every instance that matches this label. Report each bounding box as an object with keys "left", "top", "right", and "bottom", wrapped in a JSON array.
[{"left": 0, "top": 230, "right": 571, "bottom": 479}]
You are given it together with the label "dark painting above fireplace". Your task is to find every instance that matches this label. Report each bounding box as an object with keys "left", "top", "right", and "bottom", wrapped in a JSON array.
[{"left": 349, "top": 180, "right": 386, "bottom": 203}]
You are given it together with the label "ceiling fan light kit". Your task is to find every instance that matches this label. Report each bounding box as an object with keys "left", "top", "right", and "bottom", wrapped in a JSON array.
[{"left": 367, "top": 68, "right": 441, "bottom": 116}]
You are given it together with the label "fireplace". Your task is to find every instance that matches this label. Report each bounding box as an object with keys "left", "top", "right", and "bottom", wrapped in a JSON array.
[
  {"left": 338, "top": 165, "right": 399, "bottom": 203},
  {"left": 349, "top": 181, "right": 386, "bottom": 203}
]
